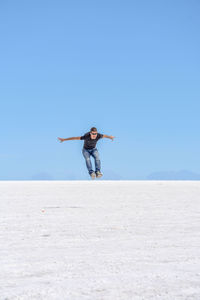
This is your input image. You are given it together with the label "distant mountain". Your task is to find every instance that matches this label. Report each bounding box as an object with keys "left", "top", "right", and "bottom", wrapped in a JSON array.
[
  {"left": 147, "top": 170, "right": 200, "bottom": 180},
  {"left": 102, "top": 169, "right": 124, "bottom": 180},
  {"left": 30, "top": 172, "right": 54, "bottom": 180}
]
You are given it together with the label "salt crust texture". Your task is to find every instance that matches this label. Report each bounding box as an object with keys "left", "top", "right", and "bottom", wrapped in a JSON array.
[{"left": 0, "top": 181, "right": 200, "bottom": 300}]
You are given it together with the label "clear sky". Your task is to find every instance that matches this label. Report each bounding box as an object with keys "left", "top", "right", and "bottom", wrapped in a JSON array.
[{"left": 0, "top": 0, "right": 200, "bottom": 180}]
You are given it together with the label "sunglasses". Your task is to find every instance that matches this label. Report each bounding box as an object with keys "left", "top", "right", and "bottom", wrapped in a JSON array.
[{"left": 90, "top": 132, "right": 97, "bottom": 135}]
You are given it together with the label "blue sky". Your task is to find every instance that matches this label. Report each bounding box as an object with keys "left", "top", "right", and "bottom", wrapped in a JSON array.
[{"left": 0, "top": 0, "right": 200, "bottom": 180}]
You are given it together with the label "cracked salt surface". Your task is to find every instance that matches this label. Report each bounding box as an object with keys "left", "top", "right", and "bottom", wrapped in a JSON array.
[{"left": 0, "top": 180, "right": 200, "bottom": 300}]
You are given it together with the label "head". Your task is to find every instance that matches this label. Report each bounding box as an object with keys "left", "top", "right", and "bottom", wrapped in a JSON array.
[{"left": 90, "top": 127, "right": 98, "bottom": 139}]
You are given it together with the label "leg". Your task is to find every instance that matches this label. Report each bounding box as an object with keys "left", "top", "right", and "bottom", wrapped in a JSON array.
[
  {"left": 82, "top": 148, "right": 94, "bottom": 175},
  {"left": 91, "top": 148, "right": 101, "bottom": 172}
]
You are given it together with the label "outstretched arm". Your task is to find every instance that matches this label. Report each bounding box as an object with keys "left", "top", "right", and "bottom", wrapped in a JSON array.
[
  {"left": 58, "top": 136, "right": 81, "bottom": 143},
  {"left": 103, "top": 134, "right": 115, "bottom": 141}
]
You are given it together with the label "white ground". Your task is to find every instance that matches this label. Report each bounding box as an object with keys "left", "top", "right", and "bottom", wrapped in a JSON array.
[{"left": 0, "top": 181, "right": 200, "bottom": 300}]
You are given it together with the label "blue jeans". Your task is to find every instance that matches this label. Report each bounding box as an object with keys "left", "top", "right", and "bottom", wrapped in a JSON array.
[{"left": 82, "top": 148, "right": 101, "bottom": 175}]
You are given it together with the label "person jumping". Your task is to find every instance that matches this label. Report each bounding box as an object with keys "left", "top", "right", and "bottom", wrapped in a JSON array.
[{"left": 58, "top": 127, "right": 115, "bottom": 179}]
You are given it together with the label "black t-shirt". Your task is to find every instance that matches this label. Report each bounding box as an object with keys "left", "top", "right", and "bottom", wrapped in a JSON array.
[{"left": 80, "top": 132, "right": 103, "bottom": 149}]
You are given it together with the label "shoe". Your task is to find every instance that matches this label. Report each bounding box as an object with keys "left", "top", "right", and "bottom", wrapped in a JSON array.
[
  {"left": 90, "top": 172, "right": 96, "bottom": 179},
  {"left": 96, "top": 171, "right": 103, "bottom": 178}
]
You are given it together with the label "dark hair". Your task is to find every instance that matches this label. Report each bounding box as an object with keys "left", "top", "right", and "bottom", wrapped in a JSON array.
[{"left": 90, "top": 127, "right": 97, "bottom": 132}]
